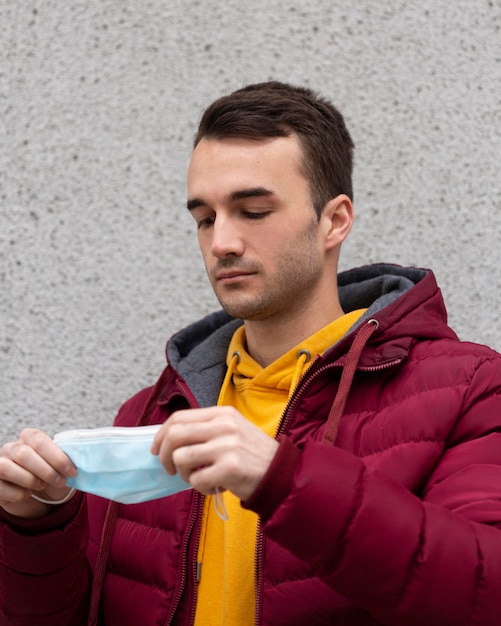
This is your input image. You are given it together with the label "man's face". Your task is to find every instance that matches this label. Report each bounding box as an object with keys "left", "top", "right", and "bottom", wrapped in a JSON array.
[{"left": 187, "top": 135, "right": 328, "bottom": 322}]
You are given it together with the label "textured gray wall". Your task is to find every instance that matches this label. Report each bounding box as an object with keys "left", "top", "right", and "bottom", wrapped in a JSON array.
[{"left": 1, "top": 1, "right": 500, "bottom": 441}]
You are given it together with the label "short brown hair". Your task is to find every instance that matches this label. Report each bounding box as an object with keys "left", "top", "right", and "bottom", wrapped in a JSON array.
[{"left": 194, "top": 81, "right": 354, "bottom": 217}]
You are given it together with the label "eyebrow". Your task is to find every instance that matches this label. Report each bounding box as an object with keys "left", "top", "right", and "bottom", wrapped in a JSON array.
[{"left": 187, "top": 187, "right": 274, "bottom": 211}]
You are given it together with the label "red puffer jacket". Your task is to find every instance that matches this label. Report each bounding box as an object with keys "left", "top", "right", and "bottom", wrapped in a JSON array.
[{"left": 2, "top": 264, "right": 501, "bottom": 626}]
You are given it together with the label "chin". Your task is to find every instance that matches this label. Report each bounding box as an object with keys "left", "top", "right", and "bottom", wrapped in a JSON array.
[
  {"left": 220, "top": 301, "right": 275, "bottom": 322},
  {"left": 219, "top": 300, "right": 259, "bottom": 320}
]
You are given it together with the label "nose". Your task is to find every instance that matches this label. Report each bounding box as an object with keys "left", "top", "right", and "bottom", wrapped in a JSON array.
[{"left": 210, "top": 214, "right": 244, "bottom": 258}]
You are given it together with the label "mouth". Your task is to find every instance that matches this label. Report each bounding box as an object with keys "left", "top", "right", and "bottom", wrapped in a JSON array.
[{"left": 214, "top": 269, "right": 256, "bottom": 284}]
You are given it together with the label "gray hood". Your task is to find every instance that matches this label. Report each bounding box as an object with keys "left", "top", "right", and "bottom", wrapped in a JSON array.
[{"left": 166, "top": 263, "right": 429, "bottom": 407}]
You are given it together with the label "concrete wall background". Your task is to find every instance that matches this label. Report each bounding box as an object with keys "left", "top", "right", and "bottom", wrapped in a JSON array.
[{"left": 1, "top": 0, "right": 500, "bottom": 442}]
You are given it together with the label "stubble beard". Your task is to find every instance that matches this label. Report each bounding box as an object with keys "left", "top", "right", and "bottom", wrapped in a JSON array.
[{"left": 209, "top": 217, "right": 324, "bottom": 322}]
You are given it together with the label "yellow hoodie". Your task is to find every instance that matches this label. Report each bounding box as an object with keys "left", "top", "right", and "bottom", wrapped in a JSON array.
[{"left": 194, "top": 309, "right": 366, "bottom": 625}]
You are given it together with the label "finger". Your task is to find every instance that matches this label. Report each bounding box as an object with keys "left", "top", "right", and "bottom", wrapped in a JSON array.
[
  {"left": 19, "top": 429, "right": 77, "bottom": 477},
  {"left": 0, "top": 455, "right": 45, "bottom": 492},
  {"left": 152, "top": 406, "right": 241, "bottom": 452},
  {"left": 151, "top": 421, "right": 168, "bottom": 457},
  {"left": 0, "top": 479, "right": 34, "bottom": 508},
  {"left": 2, "top": 435, "right": 75, "bottom": 488},
  {"left": 168, "top": 407, "right": 232, "bottom": 425},
  {"left": 170, "top": 434, "right": 237, "bottom": 485},
  {"left": 151, "top": 413, "right": 223, "bottom": 467},
  {"left": 184, "top": 462, "right": 230, "bottom": 496},
  {"left": 151, "top": 409, "right": 213, "bottom": 449}
]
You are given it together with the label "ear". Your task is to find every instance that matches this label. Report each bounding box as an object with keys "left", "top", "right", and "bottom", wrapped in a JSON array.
[{"left": 321, "top": 194, "right": 354, "bottom": 251}]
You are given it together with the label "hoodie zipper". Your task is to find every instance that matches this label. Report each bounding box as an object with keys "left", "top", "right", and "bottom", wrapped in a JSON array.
[{"left": 253, "top": 351, "right": 404, "bottom": 625}]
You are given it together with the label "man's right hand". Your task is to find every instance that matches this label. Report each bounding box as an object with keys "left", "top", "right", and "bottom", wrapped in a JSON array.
[{"left": 0, "top": 428, "right": 77, "bottom": 519}]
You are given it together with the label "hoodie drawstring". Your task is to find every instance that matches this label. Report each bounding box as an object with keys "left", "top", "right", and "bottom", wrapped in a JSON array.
[
  {"left": 211, "top": 350, "right": 241, "bottom": 521},
  {"left": 322, "top": 319, "right": 379, "bottom": 445},
  {"left": 87, "top": 319, "right": 377, "bottom": 624},
  {"left": 219, "top": 351, "right": 241, "bottom": 402},
  {"left": 88, "top": 502, "right": 119, "bottom": 626},
  {"left": 290, "top": 349, "right": 311, "bottom": 399}
]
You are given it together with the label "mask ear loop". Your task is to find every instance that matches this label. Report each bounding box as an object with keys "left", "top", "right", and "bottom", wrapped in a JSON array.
[
  {"left": 32, "top": 487, "right": 77, "bottom": 505},
  {"left": 213, "top": 487, "right": 229, "bottom": 521}
]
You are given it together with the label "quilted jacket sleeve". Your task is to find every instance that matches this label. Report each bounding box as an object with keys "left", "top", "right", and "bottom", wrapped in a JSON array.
[
  {"left": 0, "top": 491, "right": 91, "bottom": 626},
  {"left": 245, "top": 356, "right": 501, "bottom": 626}
]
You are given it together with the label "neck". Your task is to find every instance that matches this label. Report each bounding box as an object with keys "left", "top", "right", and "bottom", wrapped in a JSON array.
[{"left": 244, "top": 293, "right": 345, "bottom": 368}]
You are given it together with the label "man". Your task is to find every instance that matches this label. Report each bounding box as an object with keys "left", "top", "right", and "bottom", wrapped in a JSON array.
[{"left": 1, "top": 81, "right": 501, "bottom": 625}]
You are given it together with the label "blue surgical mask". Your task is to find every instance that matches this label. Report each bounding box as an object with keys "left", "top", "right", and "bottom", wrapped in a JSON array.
[{"left": 54, "top": 425, "right": 191, "bottom": 504}]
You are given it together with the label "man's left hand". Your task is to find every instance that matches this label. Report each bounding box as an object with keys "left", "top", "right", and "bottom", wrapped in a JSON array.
[{"left": 151, "top": 406, "right": 279, "bottom": 501}]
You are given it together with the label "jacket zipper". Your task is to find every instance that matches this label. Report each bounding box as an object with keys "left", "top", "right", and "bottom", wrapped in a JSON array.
[
  {"left": 254, "top": 517, "right": 264, "bottom": 626},
  {"left": 165, "top": 492, "right": 203, "bottom": 626},
  {"left": 253, "top": 354, "right": 404, "bottom": 625},
  {"left": 173, "top": 342, "right": 403, "bottom": 624},
  {"left": 164, "top": 379, "right": 202, "bottom": 626},
  {"left": 279, "top": 356, "right": 404, "bottom": 438}
]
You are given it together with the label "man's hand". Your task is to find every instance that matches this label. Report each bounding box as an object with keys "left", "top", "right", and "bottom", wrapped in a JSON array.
[
  {"left": 0, "top": 429, "right": 77, "bottom": 519},
  {"left": 151, "top": 407, "right": 279, "bottom": 501}
]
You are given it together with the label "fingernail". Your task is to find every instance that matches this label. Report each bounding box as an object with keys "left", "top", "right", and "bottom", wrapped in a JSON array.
[{"left": 65, "top": 464, "right": 77, "bottom": 477}]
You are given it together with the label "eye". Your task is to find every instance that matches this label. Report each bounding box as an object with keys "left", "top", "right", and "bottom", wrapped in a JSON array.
[
  {"left": 196, "top": 216, "right": 215, "bottom": 229},
  {"left": 190, "top": 209, "right": 215, "bottom": 229},
  {"left": 243, "top": 211, "right": 271, "bottom": 220}
]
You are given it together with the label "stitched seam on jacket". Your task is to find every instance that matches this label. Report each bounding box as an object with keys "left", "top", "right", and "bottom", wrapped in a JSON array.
[
  {"left": 106, "top": 569, "right": 174, "bottom": 593},
  {"left": 332, "top": 462, "right": 367, "bottom": 570},
  {"left": 360, "top": 438, "right": 445, "bottom": 459},
  {"left": 400, "top": 352, "right": 498, "bottom": 364},
  {"left": 469, "top": 533, "right": 486, "bottom": 625},
  {"left": 344, "top": 383, "right": 469, "bottom": 417},
  {"left": 264, "top": 569, "right": 330, "bottom": 587},
  {"left": 392, "top": 503, "right": 426, "bottom": 615},
  {"left": 115, "top": 517, "right": 180, "bottom": 533},
  {"left": 457, "top": 496, "right": 501, "bottom": 508}
]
